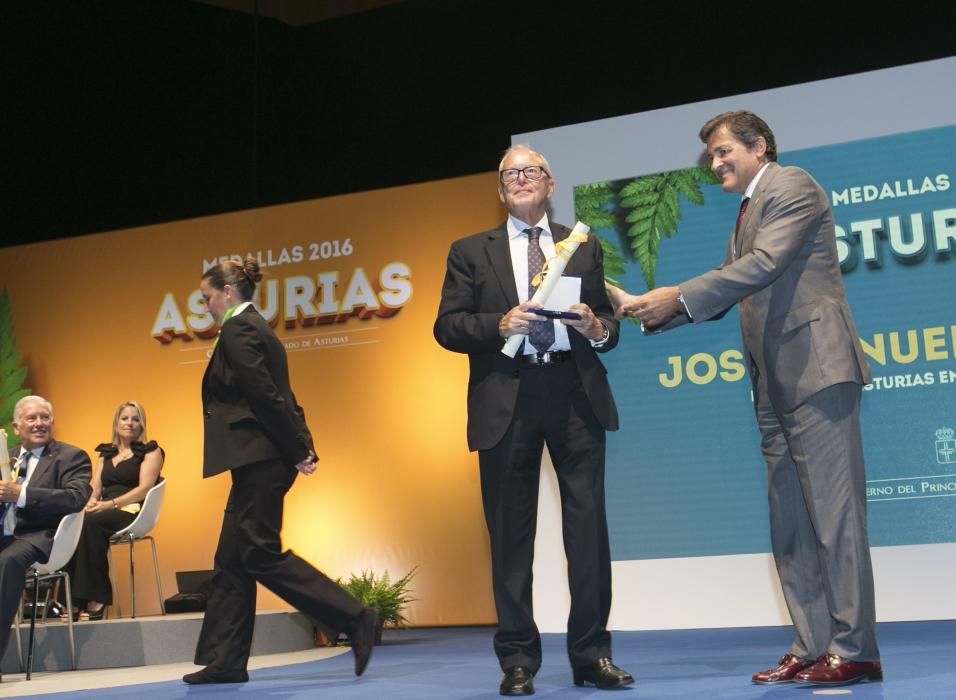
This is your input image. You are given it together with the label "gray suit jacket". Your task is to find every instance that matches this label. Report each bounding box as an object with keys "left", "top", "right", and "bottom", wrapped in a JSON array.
[{"left": 662, "top": 162, "right": 872, "bottom": 411}]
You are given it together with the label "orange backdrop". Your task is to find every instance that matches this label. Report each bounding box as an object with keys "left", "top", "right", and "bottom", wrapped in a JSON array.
[{"left": 0, "top": 172, "right": 507, "bottom": 625}]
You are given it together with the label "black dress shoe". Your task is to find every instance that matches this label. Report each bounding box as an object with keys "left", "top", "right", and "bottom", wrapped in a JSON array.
[
  {"left": 573, "top": 657, "right": 635, "bottom": 688},
  {"left": 182, "top": 666, "right": 249, "bottom": 684},
  {"left": 500, "top": 666, "right": 535, "bottom": 696},
  {"left": 350, "top": 607, "right": 379, "bottom": 676}
]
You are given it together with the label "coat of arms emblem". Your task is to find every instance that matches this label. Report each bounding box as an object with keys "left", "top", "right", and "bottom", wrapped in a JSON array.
[{"left": 936, "top": 427, "right": 956, "bottom": 465}]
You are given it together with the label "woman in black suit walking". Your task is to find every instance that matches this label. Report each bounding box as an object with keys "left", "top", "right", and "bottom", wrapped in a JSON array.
[{"left": 183, "top": 255, "right": 377, "bottom": 685}]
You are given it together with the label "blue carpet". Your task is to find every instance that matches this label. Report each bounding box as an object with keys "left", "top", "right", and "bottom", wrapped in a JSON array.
[{"left": 24, "top": 620, "right": 956, "bottom": 699}]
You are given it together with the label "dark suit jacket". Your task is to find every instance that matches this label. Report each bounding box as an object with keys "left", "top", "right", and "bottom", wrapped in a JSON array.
[
  {"left": 9, "top": 440, "right": 91, "bottom": 562},
  {"left": 661, "top": 162, "right": 872, "bottom": 411},
  {"left": 201, "top": 305, "right": 314, "bottom": 478},
  {"left": 434, "top": 220, "right": 619, "bottom": 452}
]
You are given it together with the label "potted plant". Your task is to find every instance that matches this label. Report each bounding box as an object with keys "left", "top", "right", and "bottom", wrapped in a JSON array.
[{"left": 338, "top": 567, "right": 417, "bottom": 645}]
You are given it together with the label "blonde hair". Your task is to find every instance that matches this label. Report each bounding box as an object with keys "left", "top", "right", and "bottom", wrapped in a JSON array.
[{"left": 111, "top": 400, "right": 149, "bottom": 445}]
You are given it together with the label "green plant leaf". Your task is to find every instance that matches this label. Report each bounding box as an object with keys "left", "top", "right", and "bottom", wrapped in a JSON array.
[
  {"left": 0, "top": 289, "right": 29, "bottom": 449},
  {"left": 337, "top": 566, "right": 418, "bottom": 628}
]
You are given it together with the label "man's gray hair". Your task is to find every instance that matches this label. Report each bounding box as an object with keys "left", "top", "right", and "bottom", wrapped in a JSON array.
[
  {"left": 13, "top": 395, "right": 54, "bottom": 423},
  {"left": 498, "top": 144, "right": 553, "bottom": 176}
]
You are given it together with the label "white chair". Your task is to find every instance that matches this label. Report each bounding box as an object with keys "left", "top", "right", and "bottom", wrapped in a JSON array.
[
  {"left": 14, "top": 509, "right": 85, "bottom": 680},
  {"left": 107, "top": 477, "right": 166, "bottom": 619}
]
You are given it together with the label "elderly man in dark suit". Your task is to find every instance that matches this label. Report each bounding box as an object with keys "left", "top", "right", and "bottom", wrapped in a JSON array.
[
  {"left": 612, "top": 110, "right": 881, "bottom": 687},
  {"left": 1, "top": 396, "right": 91, "bottom": 680},
  {"left": 435, "top": 145, "right": 633, "bottom": 696}
]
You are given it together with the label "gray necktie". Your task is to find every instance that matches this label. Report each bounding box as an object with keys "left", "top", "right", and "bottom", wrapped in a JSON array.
[{"left": 526, "top": 227, "right": 555, "bottom": 352}]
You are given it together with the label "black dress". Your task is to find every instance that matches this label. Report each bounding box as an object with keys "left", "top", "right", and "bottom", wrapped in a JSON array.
[{"left": 65, "top": 440, "right": 163, "bottom": 605}]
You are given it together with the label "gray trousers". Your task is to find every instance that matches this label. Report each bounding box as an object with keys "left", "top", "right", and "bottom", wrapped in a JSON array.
[{"left": 756, "top": 381, "right": 879, "bottom": 662}]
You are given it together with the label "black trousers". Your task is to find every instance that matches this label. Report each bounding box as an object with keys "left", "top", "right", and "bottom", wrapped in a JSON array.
[
  {"left": 478, "top": 361, "right": 612, "bottom": 674},
  {"left": 0, "top": 536, "right": 44, "bottom": 658},
  {"left": 64, "top": 508, "right": 135, "bottom": 606},
  {"left": 194, "top": 457, "right": 363, "bottom": 670}
]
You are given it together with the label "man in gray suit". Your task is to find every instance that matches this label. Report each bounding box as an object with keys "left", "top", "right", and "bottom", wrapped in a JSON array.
[{"left": 611, "top": 111, "right": 881, "bottom": 687}]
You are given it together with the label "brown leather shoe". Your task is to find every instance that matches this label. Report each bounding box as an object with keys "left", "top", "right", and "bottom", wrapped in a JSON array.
[
  {"left": 751, "top": 653, "right": 815, "bottom": 685},
  {"left": 794, "top": 653, "right": 883, "bottom": 685}
]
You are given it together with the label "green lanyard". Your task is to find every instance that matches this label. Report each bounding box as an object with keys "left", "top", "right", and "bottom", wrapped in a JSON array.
[
  {"left": 221, "top": 304, "right": 241, "bottom": 326},
  {"left": 214, "top": 304, "right": 242, "bottom": 347}
]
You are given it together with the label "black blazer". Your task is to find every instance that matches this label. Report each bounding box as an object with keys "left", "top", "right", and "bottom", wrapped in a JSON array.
[
  {"left": 201, "top": 305, "right": 314, "bottom": 478},
  {"left": 10, "top": 439, "right": 91, "bottom": 562},
  {"left": 434, "top": 221, "right": 619, "bottom": 451}
]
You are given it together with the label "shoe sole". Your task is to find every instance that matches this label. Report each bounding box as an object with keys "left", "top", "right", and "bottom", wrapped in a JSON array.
[
  {"left": 796, "top": 672, "right": 883, "bottom": 686},
  {"left": 573, "top": 678, "right": 635, "bottom": 688}
]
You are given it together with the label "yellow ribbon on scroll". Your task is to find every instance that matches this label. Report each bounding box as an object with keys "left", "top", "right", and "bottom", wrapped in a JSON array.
[{"left": 501, "top": 221, "right": 591, "bottom": 358}]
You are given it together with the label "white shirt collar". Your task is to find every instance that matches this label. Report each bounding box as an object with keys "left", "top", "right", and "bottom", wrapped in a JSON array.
[
  {"left": 743, "top": 162, "right": 772, "bottom": 199},
  {"left": 507, "top": 213, "right": 551, "bottom": 240}
]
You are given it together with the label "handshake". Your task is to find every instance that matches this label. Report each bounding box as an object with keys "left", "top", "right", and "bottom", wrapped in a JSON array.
[{"left": 605, "top": 283, "right": 685, "bottom": 328}]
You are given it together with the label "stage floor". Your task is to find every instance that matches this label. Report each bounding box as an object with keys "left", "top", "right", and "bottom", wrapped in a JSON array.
[{"left": 2, "top": 620, "right": 954, "bottom": 699}]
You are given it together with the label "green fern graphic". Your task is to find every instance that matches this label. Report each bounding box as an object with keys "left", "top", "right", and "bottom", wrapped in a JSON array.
[
  {"left": 574, "top": 165, "right": 719, "bottom": 290},
  {"left": 0, "top": 289, "right": 31, "bottom": 449},
  {"left": 619, "top": 165, "right": 718, "bottom": 289},
  {"left": 575, "top": 182, "right": 627, "bottom": 284}
]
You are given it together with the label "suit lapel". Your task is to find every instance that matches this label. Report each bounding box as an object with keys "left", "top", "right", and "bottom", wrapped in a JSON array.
[
  {"left": 738, "top": 162, "right": 779, "bottom": 254},
  {"left": 483, "top": 220, "right": 574, "bottom": 305},
  {"left": 203, "top": 305, "right": 251, "bottom": 386},
  {"left": 29, "top": 441, "right": 57, "bottom": 485},
  {"left": 484, "top": 223, "right": 520, "bottom": 308}
]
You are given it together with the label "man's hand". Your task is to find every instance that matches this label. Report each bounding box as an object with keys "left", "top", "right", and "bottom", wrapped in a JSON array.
[
  {"left": 0, "top": 481, "right": 22, "bottom": 503},
  {"left": 296, "top": 452, "right": 319, "bottom": 476},
  {"left": 617, "top": 286, "right": 683, "bottom": 326},
  {"left": 561, "top": 303, "right": 606, "bottom": 341},
  {"left": 605, "top": 283, "right": 630, "bottom": 315},
  {"left": 499, "top": 302, "right": 548, "bottom": 338}
]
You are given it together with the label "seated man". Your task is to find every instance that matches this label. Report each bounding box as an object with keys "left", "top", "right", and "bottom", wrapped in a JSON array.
[{"left": 1, "top": 396, "right": 91, "bottom": 680}]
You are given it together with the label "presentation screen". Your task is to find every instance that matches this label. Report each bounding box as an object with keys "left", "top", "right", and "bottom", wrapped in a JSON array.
[
  {"left": 518, "top": 57, "right": 956, "bottom": 628},
  {"left": 577, "top": 124, "right": 955, "bottom": 561}
]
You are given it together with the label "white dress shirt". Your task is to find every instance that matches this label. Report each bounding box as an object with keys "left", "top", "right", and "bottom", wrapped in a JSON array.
[
  {"left": 506, "top": 213, "right": 571, "bottom": 353},
  {"left": 2, "top": 447, "right": 40, "bottom": 535}
]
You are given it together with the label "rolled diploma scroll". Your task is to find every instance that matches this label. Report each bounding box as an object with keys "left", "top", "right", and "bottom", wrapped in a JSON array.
[
  {"left": 501, "top": 221, "right": 591, "bottom": 358},
  {"left": 0, "top": 429, "right": 10, "bottom": 481}
]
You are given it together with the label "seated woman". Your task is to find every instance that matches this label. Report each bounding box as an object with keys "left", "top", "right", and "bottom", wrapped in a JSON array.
[{"left": 64, "top": 400, "right": 163, "bottom": 620}]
